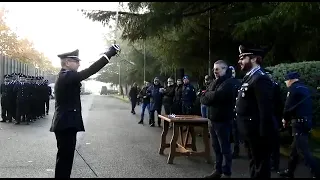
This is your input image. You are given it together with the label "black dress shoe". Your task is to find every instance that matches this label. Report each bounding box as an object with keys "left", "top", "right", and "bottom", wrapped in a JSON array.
[
  {"left": 138, "top": 120, "right": 144, "bottom": 124},
  {"left": 278, "top": 169, "right": 294, "bottom": 178},
  {"left": 150, "top": 123, "right": 155, "bottom": 127}
]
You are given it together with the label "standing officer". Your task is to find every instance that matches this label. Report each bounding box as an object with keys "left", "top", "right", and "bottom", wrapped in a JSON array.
[
  {"left": 279, "top": 72, "right": 319, "bottom": 178},
  {"left": 1, "top": 75, "right": 11, "bottom": 122},
  {"left": 13, "top": 74, "right": 29, "bottom": 125},
  {"left": 49, "top": 45, "right": 120, "bottom": 178},
  {"left": 198, "top": 75, "right": 211, "bottom": 118},
  {"left": 44, "top": 79, "right": 51, "bottom": 115},
  {"left": 236, "top": 45, "right": 277, "bottom": 178}
]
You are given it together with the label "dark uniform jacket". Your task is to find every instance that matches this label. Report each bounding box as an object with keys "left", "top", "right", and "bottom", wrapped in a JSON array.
[
  {"left": 200, "top": 74, "right": 239, "bottom": 123},
  {"left": 272, "top": 80, "right": 284, "bottom": 128},
  {"left": 236, "top": 68, "right": 277, "bottom": 137},
  {"left": 173, "top": 84, "right": 183, "bottom": 103},
  {"left": 283, "top": 81, "right": 313, "bottom": 134},
  {"left": 49, "top": 55, "right": 111, "bottom": 132},
  {"left": 181, "top": 83, "right": 196, "bottom": 106}
]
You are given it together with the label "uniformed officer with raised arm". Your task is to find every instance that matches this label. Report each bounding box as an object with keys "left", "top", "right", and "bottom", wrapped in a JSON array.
[{"left": 50, "top": 44, "right": 120, "bottom": 178}]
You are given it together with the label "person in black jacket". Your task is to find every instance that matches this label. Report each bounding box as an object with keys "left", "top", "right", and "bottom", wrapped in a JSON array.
[
  {"left": 138, "top": 81, "right": 151, "bottom": 125},
  {"left": 172, "top": 79, "right": 183, "bottom": 115},
  {"left": 201, "top": 60, "right": 239, "bottom": 178},
  {"left": 49, "top": 45, "right": 120, "bottom": 178},
  {"left": 129, "top": 82, "right": 138, "bottom": 114},
  {"left": 263, "top": 68, "right": 283, "bottom": 171},
  {"left": 163, "top": 78, "right": 176, "bottom": 115},
  {"left": 236, "top": 45, "right": 277, "bottom": 178}
]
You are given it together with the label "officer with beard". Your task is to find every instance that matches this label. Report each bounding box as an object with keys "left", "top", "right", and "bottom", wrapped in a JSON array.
[
  {"left": 173, "top": 79, "right": 183, "bottom": 115},
  {"left": 163, "top": 77, "right": 176, "bottom": 115},
  {"left": 236, "top": 45, "right": 277, "bottom": 178},
  {"left": 147, "top": 77, "right": 164, "bottom": 127},
  {"left": 1, "top": 75, "right": 12, "bottom": 122},
  {"left": 138, "top": 81, "right": 151, "bottom": 125}
]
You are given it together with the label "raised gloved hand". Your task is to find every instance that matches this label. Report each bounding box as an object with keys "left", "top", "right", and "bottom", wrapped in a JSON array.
[{"left": 104, "top": 44, "right": 121, "bottom": 59}]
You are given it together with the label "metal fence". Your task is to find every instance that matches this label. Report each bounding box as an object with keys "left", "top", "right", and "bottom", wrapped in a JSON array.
[{"left": 0, "top": 54, "right": 57, "bottom": 84}]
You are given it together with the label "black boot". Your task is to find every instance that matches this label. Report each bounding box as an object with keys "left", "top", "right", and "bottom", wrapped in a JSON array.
[
  {"left": 138, "top": 120, "right": 144, "bottom": 124},
  {"left": 204, "top": 171, "right": 222, "bottom": 178},
  {"left": 278, "top": 169, "right": 294, "bottom": 178}
]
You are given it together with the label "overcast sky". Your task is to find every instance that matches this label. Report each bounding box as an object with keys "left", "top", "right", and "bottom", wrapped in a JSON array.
[{"left": 0, "top": 2, "right": 120, "bottom": 70}]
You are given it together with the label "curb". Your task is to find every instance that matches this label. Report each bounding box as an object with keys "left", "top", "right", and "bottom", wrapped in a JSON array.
[{"left": 108, "top": 94, "right": 130, "bottom": 103}]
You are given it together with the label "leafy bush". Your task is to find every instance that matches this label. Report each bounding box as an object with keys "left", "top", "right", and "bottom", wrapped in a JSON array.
[{"left": 266, "top": 61, "right": 320, "bottom": 126}]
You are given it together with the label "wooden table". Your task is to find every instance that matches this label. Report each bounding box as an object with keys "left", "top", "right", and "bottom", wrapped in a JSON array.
[{"left": 158, "top": 114, "right": 212, "bottom": 164}]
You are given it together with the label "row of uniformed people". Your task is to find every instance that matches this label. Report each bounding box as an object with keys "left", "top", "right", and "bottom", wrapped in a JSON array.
[
  {"left": 0, "top": 73, "right": 52, "bottom": 125},
  {"left": 128, "top": 76, "right": 196, "bottom": 127}
]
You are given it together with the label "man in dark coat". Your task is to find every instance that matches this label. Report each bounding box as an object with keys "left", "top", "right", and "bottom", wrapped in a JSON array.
[
  {"left": 1, "top": 75, "right": 11, "bottom": 122},
  {"left": 163, "top": 77, "right": 176, "bottom": 115},
  {"left": 201, "top": 61, "right": 239, "bottom": 178},
  {"left": 236, "top": 45, "right": 277, "bottom": 178},
  {"left": 279, "top": 72, "right": 319, "bottom": 178},
  {"left": 172, "top": 79, "right": 183, "bottom": 115},
  {"left": 49, "top": 44, "right": 120, "bottom": 178},
  {"left": 129, "top": 82, "right": 138, "bottom": 114},
  {"left": 147, "top": 77, "right": 164, "bottom": 127}
]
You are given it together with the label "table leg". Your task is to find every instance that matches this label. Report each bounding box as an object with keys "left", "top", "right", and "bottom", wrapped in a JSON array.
[
  {"left": 159, "top": 120, "right": 169, "bottom": 155},
  {"left": 202, "top": 124, "right": 212, "bottom": 164},
  {"left": 167, "top": 124, "right": 179, "bottom": 164},
  {"left": 189, "top": 127, "right": 197, "bottom": 151}
]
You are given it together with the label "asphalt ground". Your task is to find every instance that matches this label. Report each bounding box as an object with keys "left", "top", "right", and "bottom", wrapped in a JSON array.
[{"left": 0, "top": 95, "right": 314, "bottom": 178}]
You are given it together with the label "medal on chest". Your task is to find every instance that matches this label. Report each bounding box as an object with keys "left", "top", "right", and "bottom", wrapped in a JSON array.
[{"left": 240, "top": 83, "right": 249, "bottom": 98}]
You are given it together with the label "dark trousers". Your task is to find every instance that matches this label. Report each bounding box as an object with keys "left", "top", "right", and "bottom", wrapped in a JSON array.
[
  {"left": 1, "top": 99, "right": 9, "bottom": 120},
  {"left": 149, "top": 109, "right": 161, "bottom": 125},
  {"left": 16, "top": 100, "right": 27, "bottom": 122},
  {"left": 287, "top": 133, "right": 318, "bottom": 176},
  {"left": 182, "top": 103, "right": 192, "bottom": 115},
  {"left": 54, "top": 130, "right": 77, "bottom": 178},
  {"left": 271, "top": 131, "right": 280, "bottom": 169},
  {"left": 163, "top": 104, "right": 173, "bottom": 115},
  {"left": 130, "top": 99, "right": 137, "bottom": 112},
  {"left": 232, "top": 119, "right": 240, "bottom": 154},
  {"left": 245, "top": 135, "right": 272, "bottom": 178},
  {"left": 210, "top": 121, "right": 233, "bottom": 176},
  {"left": 172, "top": 101, "right": 181, "bottom": 115},
  {"left": 45, "top": 98, "right": 49, "bottom": 113}
]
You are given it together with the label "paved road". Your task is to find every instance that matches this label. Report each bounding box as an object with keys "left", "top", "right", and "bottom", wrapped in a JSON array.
[{"left": 0, "top": 95, "right": 313, "bottom": 178}]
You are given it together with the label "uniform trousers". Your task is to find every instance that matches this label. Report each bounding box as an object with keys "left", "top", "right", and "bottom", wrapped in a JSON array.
[{"left": 54, "top": 129, "right": 77, "bottom": 178}]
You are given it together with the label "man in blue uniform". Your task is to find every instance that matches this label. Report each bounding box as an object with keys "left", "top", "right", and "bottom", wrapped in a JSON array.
[
  {"left": 236, "top": 45, "right": 277, "bottom": 178},
  {"left": 279, "top": 72, "right": 319, "bottom": 178},
  {"left": 147, "top": 77, "right": 164, "bottom": 127},
  {"left": 49, "top": 44, "right": 120, "bottom": 178}
]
